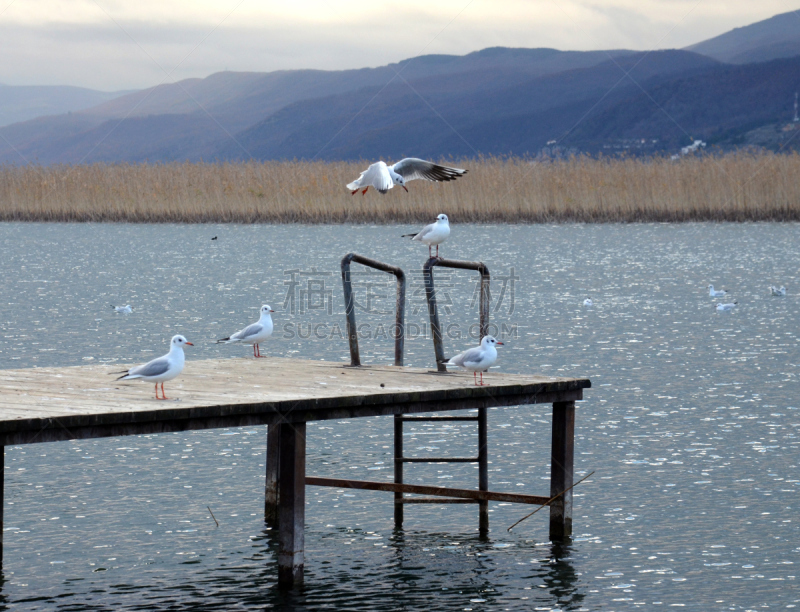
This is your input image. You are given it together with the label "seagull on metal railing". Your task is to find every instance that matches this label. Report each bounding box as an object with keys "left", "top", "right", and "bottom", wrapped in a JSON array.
[
  {"left": 401, "top": 213, "right": 450, "bottom": 258},
  {"left": 346, "top": 158, "right": 467, "bottom": 195}
]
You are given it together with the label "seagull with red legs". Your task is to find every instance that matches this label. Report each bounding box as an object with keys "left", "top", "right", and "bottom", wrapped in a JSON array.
[
  {"left": 115, "top": 335, "right": 193, "bottom": 400},
  {"left": 346, "top": 158, "right": 467, "bottom": 195},
  {"left": 401, "top": 213, "right": 450, "bottom": 258},
  {"left": 217, "top": 304, "right": 274, "bottom": 358},
  {"left": 443, "top": 335, "right": 503, "bottom": 386}
]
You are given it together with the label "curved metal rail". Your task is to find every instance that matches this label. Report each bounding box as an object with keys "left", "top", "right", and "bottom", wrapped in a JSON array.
[{"left": 341, "top": 253, "right": 406, "bottom": 367}]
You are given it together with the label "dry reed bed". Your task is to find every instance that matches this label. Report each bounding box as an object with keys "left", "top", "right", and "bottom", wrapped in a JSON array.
[{"left": 1, "top": 154, "right": 800, "bottom": 223}]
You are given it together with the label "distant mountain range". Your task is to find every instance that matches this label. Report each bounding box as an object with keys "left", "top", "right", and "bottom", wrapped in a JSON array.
[{"left": 3, "top": 10, "right": 800, "bottom": 164}]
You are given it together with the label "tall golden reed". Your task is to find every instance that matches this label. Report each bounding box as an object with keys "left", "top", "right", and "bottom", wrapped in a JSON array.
[{"left": 1, "top": 153, "right": 799, "bottom": 223}]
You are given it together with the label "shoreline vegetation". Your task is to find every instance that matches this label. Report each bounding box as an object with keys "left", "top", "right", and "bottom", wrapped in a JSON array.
[{"left": 2, "top": 153, "right": 800, "bottom": 223}]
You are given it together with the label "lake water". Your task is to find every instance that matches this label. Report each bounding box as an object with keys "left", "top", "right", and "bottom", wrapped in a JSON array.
[{"left": 0, "top": 222, "right": 798, "bottom": 611}]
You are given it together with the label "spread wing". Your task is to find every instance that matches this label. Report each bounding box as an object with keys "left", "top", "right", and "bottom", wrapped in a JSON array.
[
  {"left": 128, "top": 356, "right": 170, "bottom": 378},
  {"left": 232, "top": 323, "right": 263, "bottom": 341},
  {"left": 391, "top": 158, "right": 467, "bottom": 183}
]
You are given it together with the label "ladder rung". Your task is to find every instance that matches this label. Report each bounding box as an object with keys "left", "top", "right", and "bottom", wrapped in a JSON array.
[
  {"left": 398, "top": 457, "right": 479, "bottom": 463},
  {"left": 398, "top": 416, "right": 479, "bottom": 422},
  {"left": 397, "top": 498, "right": 480, "bottom": 504}
]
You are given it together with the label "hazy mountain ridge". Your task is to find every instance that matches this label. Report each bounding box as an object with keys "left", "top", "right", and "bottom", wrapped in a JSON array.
[
  {"left": 2, "top": 10, "right": 800, "bottom": 164},
  {"left": 0, "top": 84, "right": 132, "bottom": 128}
]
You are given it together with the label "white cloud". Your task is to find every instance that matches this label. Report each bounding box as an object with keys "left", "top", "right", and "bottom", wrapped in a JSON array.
[{"left": 1, "top": 0, "right": 799, "bottom": 89}]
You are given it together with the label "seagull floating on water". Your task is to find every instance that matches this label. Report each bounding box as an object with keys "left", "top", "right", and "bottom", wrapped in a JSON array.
[
  {"left": 770, "top": 285, "right": 786, "bottom": 296},
  {"left": 112, "top": 304, "right": 132, "bottom": 314},
  {"left": 708, "top": 285, "right": 728, "bottom": 298},
  {"left": 347, "top": 158, "right": 467, "bottom": 195},
  {"left": 583, "top": 298, "right": 593, "bottom": 307},
  {"left": 716, "top": 301, "right": 737, "bottom": 311},
  {"left": 115, "top": 335, "right": 193, "bottom": 400},
  {"left": 217, "top": 304, "right": 274, "bottom": 358},
  {"left": 401, "top": 214, "right": 450, "bottom": 258},
  {"left": 442, "top": 335, "right": 503, "bottom": 386}
]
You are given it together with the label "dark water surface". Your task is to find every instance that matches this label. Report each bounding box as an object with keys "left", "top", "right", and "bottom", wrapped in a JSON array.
[{"left": 0, "top": 222, "right": 798, "bottom": 611}]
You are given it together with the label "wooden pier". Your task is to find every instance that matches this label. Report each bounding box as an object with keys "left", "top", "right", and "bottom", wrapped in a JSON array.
[{"left": 0, "top": 357, "right": 590, "bottom": 588}]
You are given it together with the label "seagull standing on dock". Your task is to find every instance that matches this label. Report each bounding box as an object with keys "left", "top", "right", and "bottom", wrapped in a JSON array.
[
  {"left": 401, "top": 214, "right": 450, "bottom": 258},
  {"left": 442, "top": 335, "right": 503, "bottom": 386},
  {"left": 708, "top": 285, "right": 728, "bottom": 298},
  {"left": 716, "top": 301, "right": 737, "bottom": 311},
  {"left": 112, "top": 304, "right": 132, "bottom": 314},
  {"left": 346, "top": 158, "right": 467, "bottom": 195},
  {"left": 115, "top": 335, "right": 193, "bottom": 400},
  {"left": 217, "top": 304, "right": 274, "bottom": 358},
  {"left": 770, "top": 285, "right": 786, "bottom": 296}
]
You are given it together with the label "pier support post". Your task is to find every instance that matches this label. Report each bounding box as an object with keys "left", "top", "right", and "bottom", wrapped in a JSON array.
[
  {"left": 478, "top": 408, "right": 489, "bottom": 536},
  {"left": 393, "top": 414, "right": 404, "bottom": 526},
  {"left": 549, "top": 401, "right": 575, "bottom": 540},
  {"left": 265, "top": 424, "right": 280, "bottom": 524},
  {"left": 278, "top": 422, "right": 306, "bottom": 588},
  {"left": 1, "top": 446, "right": 3, "bottom": 567}
]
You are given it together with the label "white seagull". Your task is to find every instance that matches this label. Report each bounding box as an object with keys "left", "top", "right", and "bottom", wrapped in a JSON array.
[
  {"left": 217, "top": 304, "right": 274, "bottom": 358},
  {"left": 346, "top": 158, "right": 467, "bottom": 195},
  {"left": 716, "top": 301, "right": 738, "bottom": 311},
  {"left": 115, "top": 335, "right": 193, "bottom": 400},
  {"left": 708, "top": 285, "right": 728, "bottom": 298},
  {"left": 583, "top": 298, "right": 593, "bottom": 307},
  {"left": 112, "top": 304, "right": 132, "bottom": 314},
  {"left": 770, "top": 285, "right": 786, "bottom": 296},
  {"left": 442, "top": 335, "right": 503, "bottom": 386},
  {"left": 401, "top": 214, "right": 450, "bottom": 258}
]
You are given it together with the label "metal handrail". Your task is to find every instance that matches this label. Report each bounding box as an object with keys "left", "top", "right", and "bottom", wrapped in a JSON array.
[
  {"left": 341, "top": 253, "right": 406, "bottom": 367},
  {"left": 422, "top": 257, "right": 490, "bottom": 372}
]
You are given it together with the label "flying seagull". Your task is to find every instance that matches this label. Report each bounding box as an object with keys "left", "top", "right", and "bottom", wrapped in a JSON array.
[
  {"left": 217, "top": 304, "right": 274, "bottom": 358},
  {"left": 770, "top": 285, "right": 786, "bottom": 296},
  {"left": 401, "top": 213, "right": 450, "bottom": 258},
  {"left": 115, "top": 335, "right": 193, "bottom": 400},
  {"left": 347, "top": 158, "right": 467, "bottom": 195}
]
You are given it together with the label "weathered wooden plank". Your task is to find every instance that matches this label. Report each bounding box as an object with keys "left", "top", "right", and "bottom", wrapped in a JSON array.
[
  {"left": 549, "top": 401, "right": 575, "bottom": 540},
  {"left": 0, "top": 358, "right": 588, "bottom": 445},
  {"left": 265, "top": 424, "right": 280, "bottom": 524},
  {"left": 305, "top": 477, "right": 550, "bottom": 505},
  {"left": 278, "top": 422, "right": 305, "bottom": 588}
]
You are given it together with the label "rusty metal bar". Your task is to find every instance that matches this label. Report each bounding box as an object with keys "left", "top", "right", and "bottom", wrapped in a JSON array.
[
  {"left": 341, "top": 253, "right": 405, "bottom": 367},
  {"left": 305, "top": 477, "right": 550, "bottom": 505},
  {"left": 400, "top": 457, "right": 478, "bottom": 463},
  {"left": 478, "top": 407, "right": 489, "bottom": 535},
  {"left": 398, "top": 416, "right": 479, "bottom": 422},
  {"left": 422, "top": 257, "right": 489, "bottom": 372},
  {"left": 400, "top": 498, "right": 479, "bottom": 504},
  {"left": 393, "top": 413, "right": 403, "bottom": 525}
]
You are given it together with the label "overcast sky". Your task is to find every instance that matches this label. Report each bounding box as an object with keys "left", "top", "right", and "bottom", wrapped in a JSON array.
[{"left": 1, "top": 0, "right": 798, "bottom": 91}]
